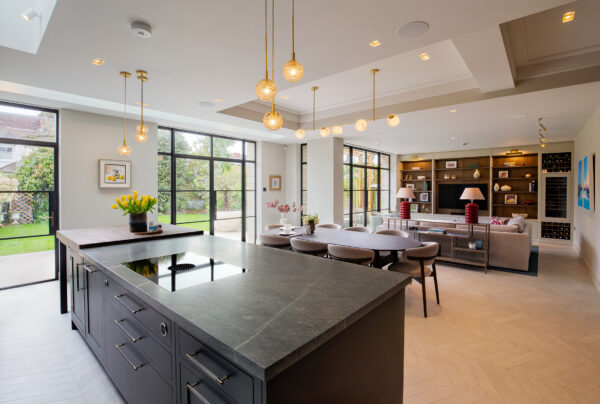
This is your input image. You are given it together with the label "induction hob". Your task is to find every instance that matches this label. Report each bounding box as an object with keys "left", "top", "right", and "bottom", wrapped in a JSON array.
[{"left": 122, "top": 252, "right": 246, "bottom": 292}]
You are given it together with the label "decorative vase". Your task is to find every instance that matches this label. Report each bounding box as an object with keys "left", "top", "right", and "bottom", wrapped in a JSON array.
[
  {"left": 494, "top": 183, "right": 500, "bottom": 192},
  {"left": 500, "top": 185, "right": 512, "bottom": 191},
  {"left": 129, "top": 213, "right": 148, "bottom": 233},
  {"left": 474, "top": 169, "right": 480, "bottom": 179},
  {"left": 279, "top": 212, "right": 288, "bottom": 224},
  {"left": 309, "top": 222, "right": 315, "bottom": 234}
]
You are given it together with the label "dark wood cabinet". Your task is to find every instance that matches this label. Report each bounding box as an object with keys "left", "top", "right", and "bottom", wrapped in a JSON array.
[
  {"left": 84, "top": 264, "right": 104, "bottom": 359},
  {"left": 68, "top": 247, "right": 85, "bottom": 334}
]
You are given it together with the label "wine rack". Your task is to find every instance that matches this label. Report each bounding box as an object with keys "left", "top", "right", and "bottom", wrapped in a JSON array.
[
  {"left": 541, "top": 222, "right": 571, "bottom": 240},
  {"left": 542, "top": 152, "right": 571, "bottom": 173}
]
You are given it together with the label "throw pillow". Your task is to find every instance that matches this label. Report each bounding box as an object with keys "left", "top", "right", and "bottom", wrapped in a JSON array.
[
  {"left": 507, "top": 215, "right": 525, "bottom": 232},
  {"left": 490, "top": 216, "right": 508, "bottom": 225}
]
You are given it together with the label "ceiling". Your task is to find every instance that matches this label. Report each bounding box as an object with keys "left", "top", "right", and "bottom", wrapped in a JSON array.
[{"left": 0, "top": 0, "right": 599, "bottom": 153}]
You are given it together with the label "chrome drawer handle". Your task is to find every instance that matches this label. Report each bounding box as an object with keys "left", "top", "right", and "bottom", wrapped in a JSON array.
[
  {"left": 83, "top": 264, "right": 96, "bottom": 273},
  {"left": 187, "top": 382, "right": 210, "bottom": 404},
  {"left": 115, "top": 343, "right": 144, "bottom": 371},
  {"left": 185, "top": 352, "right": 229, "bottom": 385},
  {"left": 114, "top": 319, "right": 143, "bottom": 342},
  {"left": 113, "top": 294, "right": 144, "bottom": 315}
]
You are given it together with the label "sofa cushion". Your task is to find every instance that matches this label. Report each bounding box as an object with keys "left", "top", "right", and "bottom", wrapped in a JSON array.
[
  {"left": 490, "top": 216, "right": 509, "bottom": 225},
  {"left": 490, "top": 224, "right": 519, "bottom": 233},
  {"left": 507, "top": 216, "right": 526, "bottom": 232}
]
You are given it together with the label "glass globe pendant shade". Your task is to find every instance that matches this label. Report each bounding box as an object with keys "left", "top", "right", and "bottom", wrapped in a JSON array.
[
  {"left": 282, "top": 59, "right": 304, "bottom": 82},
  {"left": 256, "top": 78, "right": 277, "bottom": 102},
  {"left": 387, "top": 114, "right": 400, "bottom": 127},
  {"left": 355, "top": 119, "right": 368, "bottom": 132},
  {"left": 320, "top": 126, "right": 331, "bottom": 137},
  {"left": 295, "top": 129, "right": 305, "bottom": 139},
  {"left": 118, "top": 143, "right": 131, "bottom": 156},
  {"left": 332, "top": 125, "right": 343, "bottom": 135},
  {"left": 263, "top": 109, "right": 283, "bottom": 131},
  {"left": 135, "top": 123, "right": 149, "bottom": 143}
]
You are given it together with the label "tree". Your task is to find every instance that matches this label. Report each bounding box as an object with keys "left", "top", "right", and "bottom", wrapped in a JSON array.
[{"left": 14, "top": 147, "right": 54, "bottom": 222}]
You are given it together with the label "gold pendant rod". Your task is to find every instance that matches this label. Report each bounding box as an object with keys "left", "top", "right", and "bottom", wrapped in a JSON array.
[
  {"left": 311, "top": 86, "right": 318, "bottom": 132},
  {"left": 291, "top": 0, "right": 295, "bottom": 59},
  {"left": 264, "top": 0, "right": 268, "bottom": 79}
]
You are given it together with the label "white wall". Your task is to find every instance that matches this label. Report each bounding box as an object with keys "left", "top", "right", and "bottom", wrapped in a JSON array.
[
  {"left": 257, "top": 141, "right": 288, "bottom": 232},
  {"left": 285, "top": 144, "right": 302, "bottom": 225},
  {"left": 59, "top": 109, "right": 158, "bottom": 230},
  {"left": 573, "top": 104, "right": 600, "bottom": 292},
  {"left": 307, "top": 137, "right": 344, "bottom": 225}
]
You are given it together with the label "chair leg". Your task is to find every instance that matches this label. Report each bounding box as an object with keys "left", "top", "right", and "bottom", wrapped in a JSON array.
[
  {"left": 420, "top": 261, "right": 427, "bottom": 318},
  {"left": 432, "top": 262, "right": 440, "bottom": 305}
]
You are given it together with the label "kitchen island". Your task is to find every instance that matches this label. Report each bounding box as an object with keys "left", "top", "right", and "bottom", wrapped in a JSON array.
[{"left": 58, "top": 230, "right": 412, "bottom": 403}]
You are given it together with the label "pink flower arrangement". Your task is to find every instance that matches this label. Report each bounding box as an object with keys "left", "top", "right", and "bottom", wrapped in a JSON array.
[{"left": 266, "top": 200, "right": 303, "bottom": 213}]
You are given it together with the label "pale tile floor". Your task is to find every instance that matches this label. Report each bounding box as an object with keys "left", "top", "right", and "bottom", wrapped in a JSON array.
[{"left": 0, "top": 243, "right": 599, "bottom": 403}]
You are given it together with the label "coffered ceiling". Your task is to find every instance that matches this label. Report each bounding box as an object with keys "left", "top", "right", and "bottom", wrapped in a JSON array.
[{"left": 0, "top": 0, "right": 599, "bottom": 153}]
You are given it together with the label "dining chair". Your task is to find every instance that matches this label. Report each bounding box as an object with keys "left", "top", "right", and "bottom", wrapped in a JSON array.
[
  {"left": 290, "top": 238, "right": 328, "bottom": 257},
  {"left": 259, "top": 233, "right": 291, "bottom": 249},
  {"left": 344, "top": 226, "right": 371, "bottom": 233},
  {"left": 316, "top": 223, "right": 342, "bottom": 230},
  {"left": 388, "top": 242, "right": 440, "bottom": 318},
  {"left": 327, "top": 244, "right": 375, "bottom": 266},
  {"left": 265, "top": 224, "right": 283, "bottom": 231},
  {"left": 375, "top": 229, "right": 411, "bottom": 265}
]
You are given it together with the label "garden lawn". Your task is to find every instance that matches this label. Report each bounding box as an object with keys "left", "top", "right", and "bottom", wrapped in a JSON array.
[{"left": 0, "top": 222, "right": 54, "bottom": 256}]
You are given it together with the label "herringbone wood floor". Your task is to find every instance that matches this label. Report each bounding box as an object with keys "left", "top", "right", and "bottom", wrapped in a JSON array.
[
  {"left": 404, "top": 243, "right": 600, "bottom": 403},
  {"left": 0, "top": 243, "right": 598, "bottom": 403}
]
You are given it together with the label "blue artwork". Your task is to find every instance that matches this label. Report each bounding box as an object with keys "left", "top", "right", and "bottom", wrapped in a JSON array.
[{"left": 578, "top": 154, "right": 595, "bottom": 211}]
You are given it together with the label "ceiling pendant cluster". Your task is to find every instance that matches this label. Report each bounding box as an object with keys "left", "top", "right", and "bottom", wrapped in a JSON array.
[
  {"left": 257, "top": 0, "right": 304, "bottom": 131},
  {"left": 118, "top": 69, "right": 150, "bottom": 155}
]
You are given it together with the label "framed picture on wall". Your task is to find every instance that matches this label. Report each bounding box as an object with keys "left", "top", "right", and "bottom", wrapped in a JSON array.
[
  {"left": 445, "top": 160, "right": 457, "bottom": 169},
  {"left": 406, "top": 183, "right": 415, "bottom": 189},
  {"left": 499, "top": 170, "right": 509, "bottom": 178},
  {"left": 578, "top": 154, "right": 595, "bottom": 211},
  {"left": 99, "top": 159, "right": 131, "bottom": 188},
  {"left": 419, "top": 192, "right": 429, "bottom": 202},
  {"left": 504, "top": 194, "right": 518, "bottom": 205},
  {"left": 269, "top": 175, "right": 281, "bottom": 191}
]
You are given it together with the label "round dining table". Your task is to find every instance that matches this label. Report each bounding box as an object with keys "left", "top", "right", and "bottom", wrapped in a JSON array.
[{"left": 267, "top": 226, "right": 422, "bottom": 268}]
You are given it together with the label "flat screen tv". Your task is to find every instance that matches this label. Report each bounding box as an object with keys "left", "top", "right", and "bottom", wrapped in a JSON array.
[{"left": 438, "top": 183, "right": 488, "bottom": 210}]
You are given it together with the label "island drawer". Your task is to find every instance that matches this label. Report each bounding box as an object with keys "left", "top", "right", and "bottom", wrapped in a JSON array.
[
  {"left": 104, "top": 308, "right": 173, "bottom": 404},
  {"left": 105, "top": 296, "right": 173, "bottom": 381},
  {"left": 105, "top": 277, "right": 172, "bottom": 348},
  {"left": 179, "top": 329, "right": 253, "bottom": 404},
  {"left": 181, "top": 363, "right": 231, "bottom": 404}
]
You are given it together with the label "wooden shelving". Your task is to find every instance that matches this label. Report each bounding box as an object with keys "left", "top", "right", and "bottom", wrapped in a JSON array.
[
  {"left": 492, "top": 153, "right": 538, "bottom": 219},
  {"left": 398, "top": 160, "right": 433, "bottom": 214}
]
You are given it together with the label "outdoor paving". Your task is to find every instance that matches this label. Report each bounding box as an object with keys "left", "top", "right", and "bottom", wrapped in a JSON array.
[{"left": 0, "top": 250, "right": 54, "bottom": 289}]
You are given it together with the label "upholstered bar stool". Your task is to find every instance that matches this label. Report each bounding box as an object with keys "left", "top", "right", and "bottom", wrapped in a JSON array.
[
  {"left": 290, "top": 238, "right": 328, "bottom": 257},
  {"left": 343, "top": 226, "right": 371, "bottom": 233},
  {"left": 328, "top": 244, "right": 375, "bottom": 266},
  {"left": 316, "top": 223, "right": 342, "bottom": 230},
  {"left": 259, "top": 233, "right": 291, "bottom": 249},
  {"left": 389, "top": 242, "right": 440, "bottom": 318},
  {"left": 264, "top": 224, "right": 283, "bottom": 231}
]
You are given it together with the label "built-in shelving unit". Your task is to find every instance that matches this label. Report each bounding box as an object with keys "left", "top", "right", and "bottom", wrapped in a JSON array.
[
  {"left": 398, "top": 159, "right": 433, "bottom": 214},
  {"left": 435, "top": 156, "right": 490, "bottom": 215},
  {"left": 491, "top": 154, "right": 538, "bottom": 219}
]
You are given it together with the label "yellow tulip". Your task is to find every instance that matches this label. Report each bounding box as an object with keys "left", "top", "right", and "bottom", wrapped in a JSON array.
[
  {"left": 127, "top": 195, "right": 132, "bottom": 201},
  {"left": 141, "top": 199, "right": 148, "bottom": 210},
  {"left": 120, "top": 195, "right": 126, "bottom": 202},
  {"left": 122, "top": 200, "right": 128, "bottom": 208},
  {"left": 111, "top": 204, "right": 118, "bottom": 209},
  {"left": 153, "top": 197, "right": 158, "bottom": 204},
  {"left": 133, "top": 190, "right": 138, "bottom": 199}
]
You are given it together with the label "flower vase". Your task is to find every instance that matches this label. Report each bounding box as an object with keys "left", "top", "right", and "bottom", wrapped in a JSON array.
[
  {"left": 279, "top": 212, "right": 288, "bottom": 224},
  {"left": 309, "top": 222, "right": 315, "bottom": 234},
  {"left": 129, "top": 213, "right": 148, "bottom": 233}
]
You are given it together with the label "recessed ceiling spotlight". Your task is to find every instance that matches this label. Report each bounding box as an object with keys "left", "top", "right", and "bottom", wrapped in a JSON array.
[
  {"left": 91, "top": 58, "right": 104, "bottom": 66},
  {"left": 419, "top": 53, "right": 430, "bottom": 61},
  {"left": 198, "top": 101, "right": 216, "bottom": 108},
  {"left": 369, "top": 40, "right": 381, "bottom": 47},
  {"left": 280, "top": 95, "right": 289, "bottom": 100},
  {"left": 450, "top": 136, "right": 456, "bottom": 140},
  {"left": 131, "top": 21, "right": 152, "bottom": 38},
  {"left": 215, "top": 98, "right": 223, "bottom": 102},
  {"left": 562, "top": 11, "right": 575, "bottom": 23},
  {"left": 396, "top": 21, "right": 430, "bottom": 38},
  {"left": 449, "top": 109, "right": 456, "bottom": 113},
  {"left": 21, "top": 8, "right": 40, "bottom": 21}
]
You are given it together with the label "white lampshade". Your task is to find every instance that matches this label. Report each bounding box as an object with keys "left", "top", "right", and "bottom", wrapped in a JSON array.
[
  {"left": 460, "top": 187, "right": 485, "bottom": 201},
  {"left": 396, "top": 187, "right": 416, "bottom": 200}
]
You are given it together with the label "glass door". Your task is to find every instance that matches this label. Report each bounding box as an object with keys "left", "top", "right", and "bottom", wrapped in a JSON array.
[{"left": 0, "top": 103, "right": 58, "bottom": 289}]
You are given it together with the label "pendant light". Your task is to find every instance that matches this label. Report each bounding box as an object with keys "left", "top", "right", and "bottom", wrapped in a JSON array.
[
  {"left": 282, "top": 0, "right": 303, "bottom": 82},
  {"left": 256, "top": 0, "right": 277, "bottom": 101},
  {"left": 263, "top": 0, "right": 283, "bottom": 130},
  {"left": 387, "top": 114, "right": 400, "bottom": 127},
  {"left": 118, "top": 71, "right": 132, "bottom": 156},
  {"left": 135, "top": 70, "right": 149, "bottom": 143},
  {"left": 332, "top": 125, "right": 343, "bottom": 135}
]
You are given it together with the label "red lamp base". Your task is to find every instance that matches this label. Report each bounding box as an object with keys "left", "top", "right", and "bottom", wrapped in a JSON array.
[
  {"left": 465, "top": 203, "right": 479, "bottom": 224},
  {"left": 400, "top": 201, "right": 411, "bottom": 220}
]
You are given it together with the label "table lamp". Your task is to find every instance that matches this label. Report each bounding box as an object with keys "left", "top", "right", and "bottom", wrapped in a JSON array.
[
  {"left": 460, "top": 187, "right": 485, "bottom": 224},
  {"left": 396, "top": 188, "right": 416, "bottom": 219}
]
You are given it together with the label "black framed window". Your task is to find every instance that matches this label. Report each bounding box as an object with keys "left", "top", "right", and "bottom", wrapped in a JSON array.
[
  {"left": 343, "top": 145, "right": 390, "bottom": 227},
  {"left": 300, "top": 144, "right": 307, "bottom": 221},
  {"left": 157, "top": 127, "right": 256, "bottom": 243}
]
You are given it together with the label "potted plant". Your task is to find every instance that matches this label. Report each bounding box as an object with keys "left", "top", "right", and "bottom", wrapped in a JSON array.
[
  {"left": 266, "top": 200, "right": 303, "bottom": 224},
  {"left": 303, "top": 213, "right": 319, "bottom": 234},
  {"left": 111, "top": 190, "right": 158, "bottom": 232}
]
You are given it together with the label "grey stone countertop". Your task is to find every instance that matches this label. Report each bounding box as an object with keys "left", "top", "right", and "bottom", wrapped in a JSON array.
[{"left": 80, "top": 235, "right": 412, "bottom": 381}]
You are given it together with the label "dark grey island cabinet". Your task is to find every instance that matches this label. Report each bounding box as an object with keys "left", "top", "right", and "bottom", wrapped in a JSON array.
[{"left": 60, "top": 230, "right": 411, "bottom": 403}]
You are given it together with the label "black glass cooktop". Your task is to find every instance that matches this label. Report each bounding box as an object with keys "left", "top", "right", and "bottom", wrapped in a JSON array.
[{"left": 122, "top": 252, "right": 246, "bottom": 292}]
